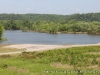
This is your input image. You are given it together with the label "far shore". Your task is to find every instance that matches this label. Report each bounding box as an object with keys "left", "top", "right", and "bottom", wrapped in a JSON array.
[{"left": 0, "top": 43, "right": 100, "bottom": 55}]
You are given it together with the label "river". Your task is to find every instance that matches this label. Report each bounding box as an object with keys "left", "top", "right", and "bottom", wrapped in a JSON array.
[{"left": 2, "top": 30, "right": 100, "bottom": 45}]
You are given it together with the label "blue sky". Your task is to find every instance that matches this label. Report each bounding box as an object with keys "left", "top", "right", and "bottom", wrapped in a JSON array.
[{"left": 0, "top": 0, "right": 100, "bottom": 15}]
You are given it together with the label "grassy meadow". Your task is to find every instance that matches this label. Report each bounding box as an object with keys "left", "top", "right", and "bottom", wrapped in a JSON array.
[{"left": 0, "top": 45, "right": 100, "bottom": 75}]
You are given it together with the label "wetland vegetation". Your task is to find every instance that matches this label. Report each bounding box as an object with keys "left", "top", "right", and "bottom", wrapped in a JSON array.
[{"left": 0, "top": 45, "right": 100, "bottom": 75}]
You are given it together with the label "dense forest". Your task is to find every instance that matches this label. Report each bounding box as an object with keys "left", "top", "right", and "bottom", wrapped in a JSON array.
[
  {"left": 0, "top": 12, "right": 100, "bottom": 34},
  {"left": 0, "top": 13, "right": 100, "bottom": 21}
]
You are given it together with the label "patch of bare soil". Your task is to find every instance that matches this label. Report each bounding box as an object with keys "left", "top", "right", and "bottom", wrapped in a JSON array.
[
  {"left": 7, "top": 66, "right": 29, "bottom": 74},
  {"left": 50, "top": 62, "right": 73, "bottom": 69}
]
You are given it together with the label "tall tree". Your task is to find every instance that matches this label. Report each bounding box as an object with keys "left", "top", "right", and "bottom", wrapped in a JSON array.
[{"left": 0, "top": 23, "right": 4, "bottom": 40}]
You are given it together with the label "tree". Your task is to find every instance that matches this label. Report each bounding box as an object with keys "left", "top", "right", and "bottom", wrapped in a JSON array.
[{"left": 0, "top": 23, "right": 4, "bottom": 40}]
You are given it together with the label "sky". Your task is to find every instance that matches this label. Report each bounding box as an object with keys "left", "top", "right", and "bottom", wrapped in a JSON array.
[{"left": 0, "top": 0, "right": 100, "bottom": 15}]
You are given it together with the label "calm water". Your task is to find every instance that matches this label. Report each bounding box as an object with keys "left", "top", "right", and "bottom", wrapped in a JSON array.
[{"left": 2, "top": 30, "right": 100, "bottom": 45}]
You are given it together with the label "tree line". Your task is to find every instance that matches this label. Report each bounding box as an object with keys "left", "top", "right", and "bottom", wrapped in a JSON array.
[
  {"left": 0, "top": 12, "right": 100, "bottom": 22},
  {"left": 0, "top": 19, "right": 100, "bottom": 34},
  {"left": 0, "top": 12, "right": 100, "bottom": 37}
]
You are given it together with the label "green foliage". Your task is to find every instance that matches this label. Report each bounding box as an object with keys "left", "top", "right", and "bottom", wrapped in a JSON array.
[
  {"left": 1, "top": 13, "right": 100, "bottom": 34},
  {"left": 4, "top": 20, "right": 20, "bottom": 30},
  {"left": 0, "top": 46, "right": 100, "bottom": 75},
  {"left": 2, "top": 20, "right": 100, "bottom": 34},
  {"left": 0, "top": 23, "right": 4, "bottom": 40},
  {"left": 0, "top": 13, "right": 100, "bottom": 22},
  {"left": 20, "top": 46, "right": 100, "bottom": 66}
]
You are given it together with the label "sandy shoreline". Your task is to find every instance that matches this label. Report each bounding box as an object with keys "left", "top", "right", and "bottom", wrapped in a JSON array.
[
  {"left": 4, "top": 44, "right": 68, "bottom": 52},
  {"left": 1, "top": 43, "right": 100, "bottom": 55}
]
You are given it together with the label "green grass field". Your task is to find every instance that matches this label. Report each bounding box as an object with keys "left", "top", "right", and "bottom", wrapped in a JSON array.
[{"left": 0, "top": 45, "right": 100, "bottom": 75}]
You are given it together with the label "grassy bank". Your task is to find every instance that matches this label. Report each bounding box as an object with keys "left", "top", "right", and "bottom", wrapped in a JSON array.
[{"left": 0, "top": 46, "right": 100, "bottom": 75}]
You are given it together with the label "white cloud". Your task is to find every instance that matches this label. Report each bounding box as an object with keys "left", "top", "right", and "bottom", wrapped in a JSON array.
[
  {"left": 26, "top": 8, "right": 31, "bottom": 11},
  {"left": 75, "top": 9, "right": 80, "bottom": 12}
]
